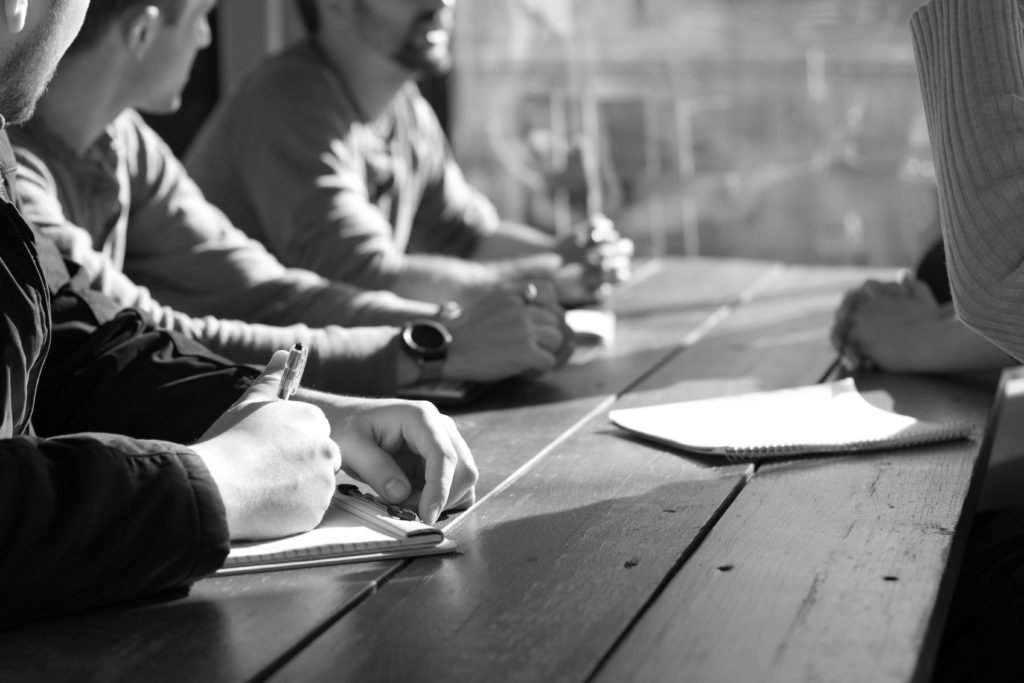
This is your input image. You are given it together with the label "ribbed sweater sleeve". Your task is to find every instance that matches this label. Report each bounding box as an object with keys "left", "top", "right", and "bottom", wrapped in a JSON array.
[{"left": 912, "top": 0, "right": 1024, "bottom": 361}]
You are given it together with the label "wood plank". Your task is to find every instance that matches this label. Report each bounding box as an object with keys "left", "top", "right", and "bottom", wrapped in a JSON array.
[
  {"left": 268, "top": 413, "right": 751, "bottom": 683},
  {"left": 0, "top": 258, "right": 771, "bottom": 683},
  {"left": 452, "top": 257, "right": 779, "bottom": 493},
  {"left": 593, "top": 375, "right": 995, "bottom": 683},
  {"left": 266, "top": 264, "right": 879, "bottom": 682}
]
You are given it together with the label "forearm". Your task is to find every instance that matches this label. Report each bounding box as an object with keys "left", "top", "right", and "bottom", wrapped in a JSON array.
[
  {"left": 912, "top": 0, "right": 1024, "bottom": 361},
  {"left": 470, "top": 221, "right": 559, "bottom": 261},
  {"left": 0, "top": 434, "right": 228, "bottom": 627},
  {"left": 201, "top": 321, "right": 404, "bottom": 397},
  {"left": 36, "top": 298, "right": 257, "bottom": 444},
  {"left": 376, "top": 253, "right": 501, "bottom": 304},
  {"left": 143, "top": 265, "right": 438, "bottom": 329},
  {"left": 914, "top": 314, "right": 1016, "bottom": 373}
]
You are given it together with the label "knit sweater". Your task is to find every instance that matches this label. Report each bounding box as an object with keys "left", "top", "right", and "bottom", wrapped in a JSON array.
[{"left": 912, "top": 0, "right": 1024, "bottom": 361}]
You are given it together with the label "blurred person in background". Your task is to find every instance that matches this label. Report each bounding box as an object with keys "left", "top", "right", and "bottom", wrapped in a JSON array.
[
  {"left": 11, "top": 0, "right": 572, "bottom": 398},
  {"left": 186, "top": 0, "right": 634, "bottom": 309}
]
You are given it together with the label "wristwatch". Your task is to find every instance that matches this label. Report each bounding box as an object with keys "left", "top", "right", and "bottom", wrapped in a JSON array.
[{"left": 400, "top": 318, "right": 452, "bottom": 383}]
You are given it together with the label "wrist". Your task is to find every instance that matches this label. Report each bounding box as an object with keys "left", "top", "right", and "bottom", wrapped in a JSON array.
[{"left": 399, "top": 318, "right": 452, "bottom": 384}]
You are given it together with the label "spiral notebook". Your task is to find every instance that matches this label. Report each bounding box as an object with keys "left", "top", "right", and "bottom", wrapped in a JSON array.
[
  {"left": 609, "top": 378, "right": 976, "bottom": 460},
  {"left": 216, "top": 485, "right": 457, "bottom": 575}
]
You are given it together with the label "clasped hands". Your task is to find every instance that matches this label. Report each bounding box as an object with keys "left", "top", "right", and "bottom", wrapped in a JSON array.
[
  {"left": 554, "top": 212, "right": 634, "bottom": 307},
  {"left": 830, "top": 272, "right": 950, "bottom": 373}
]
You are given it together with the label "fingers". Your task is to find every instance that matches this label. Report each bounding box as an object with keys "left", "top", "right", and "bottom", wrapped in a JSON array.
[
  {"left": 415, "top": 412, "right": 477, "bottom": 523},
  {"left": 526, "top": 280, "right": 561, "bottom": 312},
  {"left": 341, "top": 438, "right": 414, "bottom": 511},
  {"left": 514, "top": 281, "right": 571, "bottom": 360},
  {"left": 235, "top": 349, "right": 290, "bottom": 406},
  {"left": 831, "top": 288, "right": 862, "bottom": 352},
  {"left": 4, "top": 0, "right": 26, "bottom": 34},
  {"left": 343, "top": 403, "right": 478, "bottom": 525}
]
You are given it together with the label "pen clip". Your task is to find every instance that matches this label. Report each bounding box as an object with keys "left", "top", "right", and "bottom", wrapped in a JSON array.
[{"left": 336, "top": 483, "right": 420, "bottom": 522}]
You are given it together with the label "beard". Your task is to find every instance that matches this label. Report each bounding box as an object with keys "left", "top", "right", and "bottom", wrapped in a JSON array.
[
  {"left": 392, "top": 10, "right": 454, "bottom": 78},
  {"left": 0, "top": 1, "right": 79, "bottom": 125}
]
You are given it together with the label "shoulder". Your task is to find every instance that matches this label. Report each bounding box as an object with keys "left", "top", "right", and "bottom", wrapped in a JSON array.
[
  {"left": 9, "top": 120, "right": 63, "bottom": 178},
  {"left": 225, "top": 42, "right": 354, "bottom": 125}
]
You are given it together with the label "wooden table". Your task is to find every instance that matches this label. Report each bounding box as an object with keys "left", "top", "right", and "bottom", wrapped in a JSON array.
[{"left": 0, "top": 258, "right": 996, "bottom": 683}]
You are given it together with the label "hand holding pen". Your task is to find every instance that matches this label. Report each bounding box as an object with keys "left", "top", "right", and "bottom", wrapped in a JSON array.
[{"left": 192, "top": 347, "right": 340, "bottom": 540}]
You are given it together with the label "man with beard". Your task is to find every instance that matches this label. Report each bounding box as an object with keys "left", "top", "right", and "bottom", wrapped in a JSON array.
[
  {"left": 185, "top": 0, "right": 634, "bottom": 308},
  {"left": 0, "top": 0, "right": 477, "bottom": 627},
  {"left": 10, "top": 0, "right": 572, "bottom": 399}
]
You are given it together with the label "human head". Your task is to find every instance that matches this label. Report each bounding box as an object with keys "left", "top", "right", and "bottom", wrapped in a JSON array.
[
  {"left": 0, "top": 0, "right": 90, "bottom": 124},
  {"left": 68, "top": 0, "right": 214, "bottom": 114},
  {"left": 298, "top": 0, "right": 455, "bottom": 78}
]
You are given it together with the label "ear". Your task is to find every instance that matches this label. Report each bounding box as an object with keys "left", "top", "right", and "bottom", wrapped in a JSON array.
[
  {"left": 4, "top": 0, "right": 27, "bottom": 34},
  {"left": 122, "top": 5, "right": 162, "bottom": 58}
]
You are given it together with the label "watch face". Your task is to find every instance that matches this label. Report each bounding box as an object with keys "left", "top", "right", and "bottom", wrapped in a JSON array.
[{"left": 404, "top": 319, "right": 452, "bottom": 360}]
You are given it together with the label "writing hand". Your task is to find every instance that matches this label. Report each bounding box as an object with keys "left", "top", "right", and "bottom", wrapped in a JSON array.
[{"left": 192, "top": 350, "right": 341, "bottom": 540}]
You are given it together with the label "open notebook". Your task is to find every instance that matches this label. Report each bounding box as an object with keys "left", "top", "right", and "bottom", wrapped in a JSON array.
[
  {"left": 216, "top": 484, "right": 457, "bottom": 575},
  {"left": 609, "top": 378, "right": 976, "bottom": 460}
]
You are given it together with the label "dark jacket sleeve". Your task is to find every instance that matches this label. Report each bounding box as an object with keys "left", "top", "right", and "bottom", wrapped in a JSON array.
[
  {"left": 0, "top": 244, "right": 254, "bottom": 626},
  {"left": 0, "top": 433, "right": 230, "bottom": 628},
  {"left": 35, "top": 278, "right": 259, "bottom": 444}
]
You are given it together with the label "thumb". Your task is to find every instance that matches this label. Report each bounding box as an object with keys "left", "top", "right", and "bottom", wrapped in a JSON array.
[
  {"left": 5, "top": 0, "right": 26, "bottom": 34},
  {"left": 236, "top": 349, "right": 290, "bottom": 406}
]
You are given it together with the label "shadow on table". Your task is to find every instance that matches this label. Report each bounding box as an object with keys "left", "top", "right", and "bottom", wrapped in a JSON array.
[
  {"left": 0, "top": 561, "right": 397, "bottom": 683},
  {"left": 446, "top": 343, "right": 686, "bottom": 413}
]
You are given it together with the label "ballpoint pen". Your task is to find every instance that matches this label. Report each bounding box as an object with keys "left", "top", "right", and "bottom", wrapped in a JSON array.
[{"left": 278, "top": 342, "right": 308, "bottom": 400}]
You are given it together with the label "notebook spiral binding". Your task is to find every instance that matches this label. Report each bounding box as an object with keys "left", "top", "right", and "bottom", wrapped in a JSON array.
[{"left": 720, "top": 418, "right": 978, "bottom": 462}]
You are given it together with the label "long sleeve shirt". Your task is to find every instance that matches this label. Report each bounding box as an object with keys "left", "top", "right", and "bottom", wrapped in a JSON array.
[
  {"left": 184, "top": 41, "right": 500, "bottom": 291},
  {"left": 10, "top": 111, "right": 406, "bottom": 396},
  {"left": 912, "top": 0, "right": 1024, "bottom": 361},
  {"left": 0, "top": 129, "right": 251, "bottom": 626}
]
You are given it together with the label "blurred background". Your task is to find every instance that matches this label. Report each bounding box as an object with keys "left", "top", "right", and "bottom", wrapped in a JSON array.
[{"left": 154, "top": 0, "right": 938, "bottom": 267}]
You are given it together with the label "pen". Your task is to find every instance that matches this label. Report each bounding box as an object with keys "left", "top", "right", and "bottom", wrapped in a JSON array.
[
  {"left": 277, "top": 343, "right": 308, "bottom": 400},
  {"left": 336, "top": 484, "right": 420, "bottom": 522}
]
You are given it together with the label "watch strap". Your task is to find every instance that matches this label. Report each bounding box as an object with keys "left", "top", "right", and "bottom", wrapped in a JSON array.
[{"left": 416, "top": 356, "right": 446, "bottom": 383}]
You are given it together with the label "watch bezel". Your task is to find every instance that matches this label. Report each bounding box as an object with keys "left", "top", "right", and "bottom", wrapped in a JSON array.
[{"left": 401, "top": 318, "right": 452, "bottom": 361}]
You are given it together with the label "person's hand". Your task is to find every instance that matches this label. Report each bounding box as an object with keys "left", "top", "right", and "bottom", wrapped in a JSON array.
[
  {"left": 192, "top": 350, "right": 341, "bottom": 540},
  {"left": 555, "top": 213, "right": 634, "bottom": 306},
  {"left": 443, "top": 280, "right": 574, "bottom": 381},
  {"left": 309, "top": 395, "right": 478, "bottom": 524},
  {"left": 830, "top": 274, "right": 946, "bottom": 372}
]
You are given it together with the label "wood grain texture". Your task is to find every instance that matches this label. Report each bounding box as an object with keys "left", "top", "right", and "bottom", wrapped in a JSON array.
[
  {"left": 266, "top": 264, "right": 887, "bottom": 683},
  {"left": 268, "top": 404, "right": 750, "bottom": 683},
  {"left": 594, "top": 375, "right": 994, "bottom": 683},
  {"left": 0, "top": 258, "right": 770, "bottom": 683}
]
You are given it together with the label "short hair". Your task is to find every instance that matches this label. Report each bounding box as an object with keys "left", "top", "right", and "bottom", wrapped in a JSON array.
[
  {"left": 70, "top": 0, "right": 188, "bottom": 52},
  {"left": 294, "top": 0, "right": 319, "bottom": 35}
]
